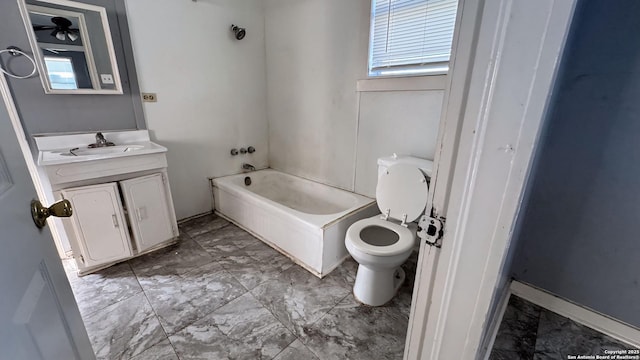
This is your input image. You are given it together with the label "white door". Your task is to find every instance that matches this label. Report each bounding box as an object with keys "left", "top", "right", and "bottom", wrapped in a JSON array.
[
  {"left": 404, "top": 0, "right": 577, "bottom": 358},
  {"left": 61, "top": 183, "right": 132, "bottom": 268},
  {"left": 0, "top": 84, "right": 95, "bottom": 358},
  {"left": 120, "top": 173, "right": 177, "bottom": 253}
]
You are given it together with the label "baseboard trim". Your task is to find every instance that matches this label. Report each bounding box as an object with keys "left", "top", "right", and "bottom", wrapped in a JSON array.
[
  {"left": 511, "top": 281, "right": 640, "bottom": 349},
  {"left": 177, "top": 211, "right": 214, "bottom": 225}
]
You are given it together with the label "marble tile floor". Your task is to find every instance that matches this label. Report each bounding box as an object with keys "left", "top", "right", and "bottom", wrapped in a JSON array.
[
  {"left": 489, "top": 295, "right": 638, "bottom": 360},
  {"left": 63, "top": 213, "right": 416, "bottom": 360}
]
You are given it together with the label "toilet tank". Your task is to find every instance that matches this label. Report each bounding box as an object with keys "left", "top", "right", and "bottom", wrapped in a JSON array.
[{"left": 377, "top": 154, "right": 434, "bottom": 179}]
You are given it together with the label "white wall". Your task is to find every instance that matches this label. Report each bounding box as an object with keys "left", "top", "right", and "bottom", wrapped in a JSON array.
[
  {"left": 265, "top": 0, "right": 369, "bottom": 191},
  {"left": 125, "top": 0, "right": 268, "bottom": 220},
  {"left": 355, "top": 90, "right": 443, "bottom": 196},
  {"left": 126, "top": 0, "right": 444, "bottom": 219},
  {"left": 265, "top": 0, "right": 444, "bottom": 197}
]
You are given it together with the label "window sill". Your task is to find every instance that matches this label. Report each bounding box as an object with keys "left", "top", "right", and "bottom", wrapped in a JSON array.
[{"left": 357, "top": 74, "right": 447, "bottom": 92}]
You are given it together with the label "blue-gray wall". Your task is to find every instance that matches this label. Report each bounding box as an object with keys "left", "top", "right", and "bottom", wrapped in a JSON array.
[
  {"left": 0, "top": 0, "right": 144, "bottom": 142},
  {"left": 511, "top": 0, "right": 640, "bottom": 328}
]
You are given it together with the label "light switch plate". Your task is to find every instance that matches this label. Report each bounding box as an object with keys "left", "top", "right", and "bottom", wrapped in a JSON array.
[{"left": 100, "top": 74, "right": 114, "bottom": 84}]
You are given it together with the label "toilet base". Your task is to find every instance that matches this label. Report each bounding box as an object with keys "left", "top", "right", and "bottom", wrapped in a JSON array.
[{"left": 353, "top": 265, "right": 405, "bottom": 306}]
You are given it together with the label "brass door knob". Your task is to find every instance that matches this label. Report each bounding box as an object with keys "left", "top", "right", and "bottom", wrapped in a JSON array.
[{"left": 31, "top": 199, "right": 73, "bottom": 229}]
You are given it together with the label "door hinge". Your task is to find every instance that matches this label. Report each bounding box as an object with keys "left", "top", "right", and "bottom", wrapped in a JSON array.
[
  {"left": 79, "top": 254, "right": 85, "bottom": 264},
  {"left": 162, "top": 174, "right": 167, "bottom": 185},
  {"left": 418, "top": 214, "right": 445, "bottom": 248}
]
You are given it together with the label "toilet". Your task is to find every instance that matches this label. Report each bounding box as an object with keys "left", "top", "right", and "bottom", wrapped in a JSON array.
[{"left": 345, "top": 155, "right": 433, "bottom": 306}]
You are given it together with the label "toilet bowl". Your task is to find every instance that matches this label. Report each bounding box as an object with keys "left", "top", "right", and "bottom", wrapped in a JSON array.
[
  {"left": 346, "top": 216, "right": 415, "bottom": 306},
  {"left": 345, "top": 156, "right": 432, "bottom": 306}
]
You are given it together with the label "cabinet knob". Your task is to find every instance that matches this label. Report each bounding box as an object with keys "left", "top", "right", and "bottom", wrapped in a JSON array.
[{"left": 31, "top": 199, "right": 72, "bottom": 229}]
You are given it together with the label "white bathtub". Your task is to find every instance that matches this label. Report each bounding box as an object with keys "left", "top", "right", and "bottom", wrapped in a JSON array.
[{"left": 212, "top": 169, "right": 378, "bottom": 277}]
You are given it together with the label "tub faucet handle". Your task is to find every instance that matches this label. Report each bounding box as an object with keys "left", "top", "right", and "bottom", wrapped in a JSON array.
[
  {"left": 247, "top": 146, "right": 256, "bottom": 154},
  {"left": 230, "top": 148, "right": 239, "bottom": 156}
]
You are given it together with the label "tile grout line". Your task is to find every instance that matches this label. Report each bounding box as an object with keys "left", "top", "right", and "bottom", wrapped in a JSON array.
[
  {"left": 210, "top": 239, "right": 295, "bottom": 294},
  {"left": 130, "top": 262, "right": 179, "bottom": 359},
  {"left": 186, "top": 221, "right": 233, "bottom": 240},
  {"left": 269, "top": 335, "right": 300, "bottom": 360},
  {"left": 228, "top": 260, "right": 300, "bottom": 336},
  {"left": 180, "top": 219, "right": 232, "bottom": 242},
  {"left": 244, "top": 291, "right": 302, "bottom": 358},
  {"left": 75, "top": 263, "right": 144, "bottom": 320},
  {"left": 157, "top": 280, "right": 250, "bottom": 338},
  {"left": 290, "top": 287, "right": 355, "bottom": 360},
  {"left": 190, "top": 226, "right": 262, "bottom": 293},
  {"left": 242, "top": 263, "right": 328, "bottom": 351},
  {"left": 124, "top": 226, "right": 232, "bottom": 360},
  {"left": 134, "top": 222, "right": 262, "bottom": 338},
  {"left": 153, "top": 219, "right": 261, "bottom": 336},
  {"left": 130, "top": 251, "right": 250, "bottom": 340},
  {"left": 244, "top": 271, "right": 353, "bottom": 360},
  {"left": 77, "top": 289, "right": 143, "bottom": 321},
  {"left": 530, "top": 304, "right": 544, "bottom": 357},
  {"left": 294, "top": 340, "right": 321, "bottom": 360},
  {"left": 309, "top": 290, "right": 352, "bottom": 328}
]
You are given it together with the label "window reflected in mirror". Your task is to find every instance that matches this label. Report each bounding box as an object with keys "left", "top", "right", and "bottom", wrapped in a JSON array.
[
  {"left": 18, "top": 0, "right": 122, "bottom": 94},
  {"left": 44, "top": 57, "right": 78, "bottom": 90},
  {"left": 31, "top": 10, "right": 90, "bottom": 90}
]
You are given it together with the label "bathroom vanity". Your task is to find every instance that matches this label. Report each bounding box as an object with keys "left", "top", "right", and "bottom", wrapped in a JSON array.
[{"left": 35, "top": 130, "right": 179, "bottom": 275}]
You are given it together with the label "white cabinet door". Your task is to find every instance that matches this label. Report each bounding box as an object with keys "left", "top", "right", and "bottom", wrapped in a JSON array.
[
  {"left": 61, "top": 183, "right": 132, "bottom": 267},
  {"left": 120, "top": 173, "right": 176, "bottom": 253}
]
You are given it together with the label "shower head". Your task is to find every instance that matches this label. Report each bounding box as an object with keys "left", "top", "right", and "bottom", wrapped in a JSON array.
[{"left": 231, "top": 24, "right": 246, "bottom": 40}]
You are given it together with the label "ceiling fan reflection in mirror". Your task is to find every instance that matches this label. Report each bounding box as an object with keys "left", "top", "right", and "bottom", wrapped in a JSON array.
[{"left": 33, "top": 16, "right": 79, "bottom": 42}]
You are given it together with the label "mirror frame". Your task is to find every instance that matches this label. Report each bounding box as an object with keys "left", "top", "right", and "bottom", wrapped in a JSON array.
[{"left": 17, "top": 0, "right": 123, "bottom": 95}]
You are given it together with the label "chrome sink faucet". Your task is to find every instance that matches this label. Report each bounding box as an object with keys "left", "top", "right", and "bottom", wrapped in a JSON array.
[
  {"left": 242, "top": 163, "right": 256, "bottom": 171},
  {"left": 90, "top": 132, "right": 115, "bottom": 148}
]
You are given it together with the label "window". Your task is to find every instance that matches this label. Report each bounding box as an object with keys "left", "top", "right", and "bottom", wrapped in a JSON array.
[
  {"left": 368, "top": 0, "right": 458, "bottom": 77},
  {"left": 44, "top": 57, "right": 78, "bottom": 90}
]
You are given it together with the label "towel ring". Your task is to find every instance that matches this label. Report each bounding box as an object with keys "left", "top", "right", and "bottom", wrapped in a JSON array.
[{"left": 0, "top": 47, "right": 38, "bottom": 79}]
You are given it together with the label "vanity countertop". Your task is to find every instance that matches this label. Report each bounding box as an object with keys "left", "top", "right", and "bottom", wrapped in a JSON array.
[{"left": 35, "top": 130, "right": 167, "bottom": 166}]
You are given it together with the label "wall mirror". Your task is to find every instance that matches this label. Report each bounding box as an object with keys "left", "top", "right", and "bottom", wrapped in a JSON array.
[{"left": 17, "top": 0, "right": 123, "bottom": 94}]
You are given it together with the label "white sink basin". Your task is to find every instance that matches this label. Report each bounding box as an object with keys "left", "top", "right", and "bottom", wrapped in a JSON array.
[
  {"left": 68, "top": 145, "right": 145, "bottom": 156},
  {"left": 38, "top": 141, "right": 167, "bottom": 166},
  {"left": 35, "top": 131, "right": 168, "bottom": 166}
]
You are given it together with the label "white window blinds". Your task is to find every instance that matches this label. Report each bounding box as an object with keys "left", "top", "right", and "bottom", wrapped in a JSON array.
[{"left": 369, "top": 0, "right": 458, "bottom": 76}]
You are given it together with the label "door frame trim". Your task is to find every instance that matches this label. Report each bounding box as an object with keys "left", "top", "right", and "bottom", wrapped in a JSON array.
[{"left": 404, "top": 0, "right": 484, "bottom": 355}]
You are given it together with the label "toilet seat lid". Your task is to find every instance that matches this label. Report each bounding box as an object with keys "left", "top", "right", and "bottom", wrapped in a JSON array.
[{"left": 376, "top": 164, "right": 428, "bottom": 223}]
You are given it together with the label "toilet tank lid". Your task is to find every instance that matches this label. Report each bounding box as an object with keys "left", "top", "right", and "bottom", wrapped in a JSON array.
[{"left": 378, "top": 155, "right": 434, "bottom": 176}]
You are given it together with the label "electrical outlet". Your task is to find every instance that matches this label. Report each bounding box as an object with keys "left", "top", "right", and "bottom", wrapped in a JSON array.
[
  {"left": 142, "top": 93, "right": 157, "bottom": 102},
  {"left": 100, "top": 74, "right": 114, "bottom": 84}
]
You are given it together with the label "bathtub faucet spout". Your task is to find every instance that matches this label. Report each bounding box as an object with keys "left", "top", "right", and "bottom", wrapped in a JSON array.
[{"left": 242, "top": 163, "right": 256, "bottom": 171}]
